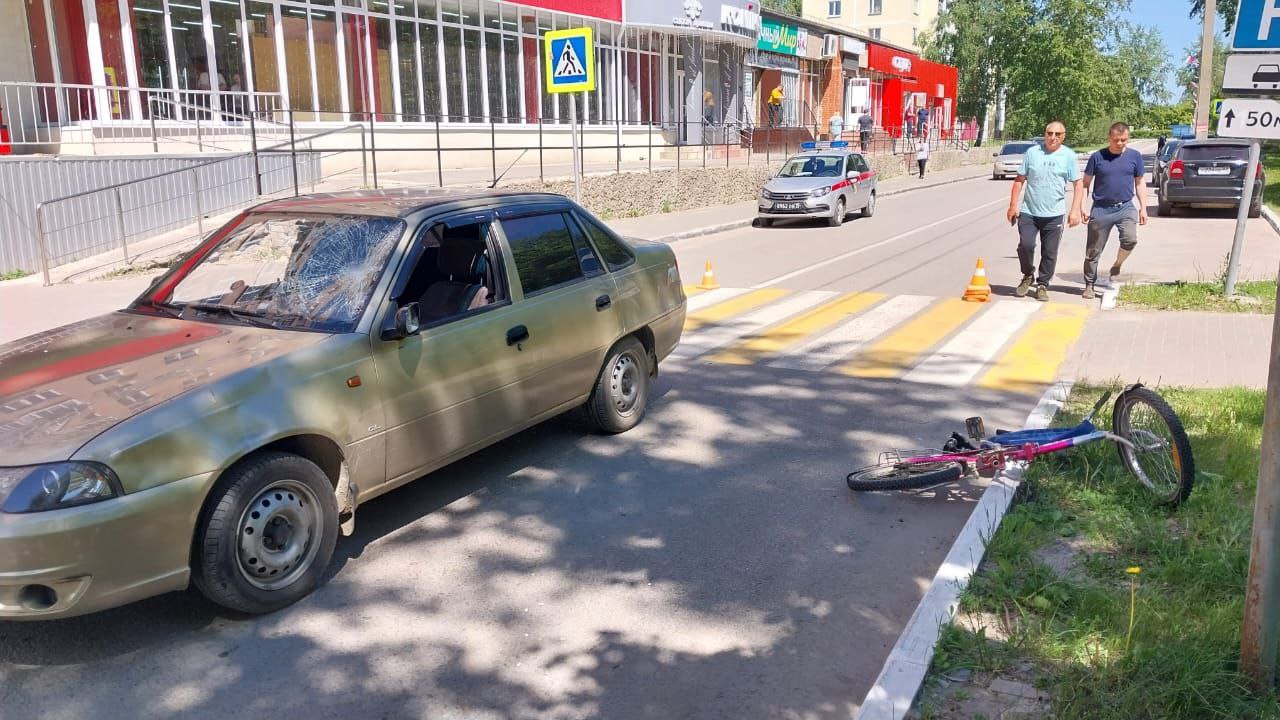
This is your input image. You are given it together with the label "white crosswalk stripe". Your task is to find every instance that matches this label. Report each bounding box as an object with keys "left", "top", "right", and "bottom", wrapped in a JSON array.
[
  {"left": 685, "top": 287, "right": 752, "bottom": 314},
  {"left": 766, "top": 295, "right": 935, "bottom": 373},
  {"left": 902, "top": 301, "right": 1043, "bottom": 387},
  {"left": 674, "top": 290, "right": 839, "bottom": 359}
]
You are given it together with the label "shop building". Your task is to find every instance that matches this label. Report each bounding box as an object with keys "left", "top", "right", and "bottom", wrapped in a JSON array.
[{"left": 862, "top": 39, "right": 956, "bottom": 136}]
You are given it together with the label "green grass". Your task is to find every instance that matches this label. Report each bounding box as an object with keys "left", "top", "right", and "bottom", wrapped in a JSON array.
[
  {"left": 0, "top": 268, "right": 31, "bottom": 281},
  {"left": 928, "top": 385, "right": 1280, "bottom": 719},
  {"left": 1263, "top": 144, "right": 1280, "bottom": 212},
  {"left": 1118, "top": 280, "right": 1277, "bottom": 314}
]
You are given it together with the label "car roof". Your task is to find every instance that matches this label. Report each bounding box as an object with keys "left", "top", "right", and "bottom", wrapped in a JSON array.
[{"left": 250, "top": 188, "right": 568, "bottom": 218}]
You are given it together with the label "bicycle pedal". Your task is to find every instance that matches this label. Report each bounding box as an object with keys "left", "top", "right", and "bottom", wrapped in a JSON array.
[{"left": 965, "top": 416, "right": 986, "bottom": 440}]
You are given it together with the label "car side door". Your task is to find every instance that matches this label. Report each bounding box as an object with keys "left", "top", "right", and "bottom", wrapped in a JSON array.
[
  {"left": 370, "top": 211, "right": 545, "bottom": 486},
  {"left": 849, "top": 154, "right": 872, "bottom": 207},
  {"left": 494, "top": 206, "right": 624, "bottom": 420}
]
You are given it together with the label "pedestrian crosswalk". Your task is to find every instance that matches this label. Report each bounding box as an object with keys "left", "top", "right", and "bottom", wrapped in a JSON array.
[{"left": 677, "top": 286, "right": 1091, "bottom": 392}]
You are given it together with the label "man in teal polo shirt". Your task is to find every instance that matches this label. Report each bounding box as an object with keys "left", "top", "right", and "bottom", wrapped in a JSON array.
[{"left": 1005, "top": 120, "right": 1085, "bottom": 301}]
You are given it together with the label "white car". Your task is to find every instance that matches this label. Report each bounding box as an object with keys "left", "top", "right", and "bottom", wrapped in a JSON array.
[{"left": 992, "top": 141, "right": 1036, "bottom": 180}]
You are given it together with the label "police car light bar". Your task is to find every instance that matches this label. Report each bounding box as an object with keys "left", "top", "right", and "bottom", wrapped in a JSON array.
[{"left": 799, "top": 140, "right": 850, "bottom": 151}]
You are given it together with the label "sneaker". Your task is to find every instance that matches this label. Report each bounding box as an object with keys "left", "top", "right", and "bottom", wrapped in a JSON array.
[
  {"left": 1035, "top": 285, "right": 1049, "bottom": 302},
  {"left": 1082, "top": 284, "right": 1096, "bottom": 300},
  {"left": 1015, "top": 276, "right": 1034, "bottom": 297}
]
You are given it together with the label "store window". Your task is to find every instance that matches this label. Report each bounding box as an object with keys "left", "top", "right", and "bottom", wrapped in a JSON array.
[
  {"left": 397, "top": 13, "right": 421, "bottom": 121},
  {"left": 421, "top": 16, "right": 442, "bottom": 119},
  {"left": 208, "top": 0, "right": 246, "bottom": 103},
  {"left": 246, "top": 1, "right": 280, "bottom": 102},
  {"left": 442, "top": 26, "right": 463, "bottom": 121},
  {"left": 463, "top": 28, "right": 483, "bottom": 120},
  {"left": 313, "top": 9, "right": 344, "bottom": 119},
  {"left": 281, "top": 5, "right": 313, "bottom": 117}
]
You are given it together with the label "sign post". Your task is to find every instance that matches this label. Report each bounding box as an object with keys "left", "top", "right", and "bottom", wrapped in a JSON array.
[
  {"left": 543, "top": 27, "right": 596, "bottom": 202},
  {"left": 1230, "top": 0, "right": 1280, "bottom": 691}
]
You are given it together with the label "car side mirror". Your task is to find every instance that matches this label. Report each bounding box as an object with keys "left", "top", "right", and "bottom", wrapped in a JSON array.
[
  {"left": 992, "top": 152, "right": 998, "bottom": 157},
  {"left": 847, "top": 170, "right": 858, "bottom": 179},
  {"left": 381, "top": 301, "right": 421, "bottom": 341}
]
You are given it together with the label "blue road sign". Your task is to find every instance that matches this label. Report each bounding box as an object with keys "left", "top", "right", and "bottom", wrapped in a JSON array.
[
  {"left": 1232, "top": 0, "right": 1280, "bottom": 51},
  {"left": 543, "top": 27, "right": 595, "bottom": 93}
]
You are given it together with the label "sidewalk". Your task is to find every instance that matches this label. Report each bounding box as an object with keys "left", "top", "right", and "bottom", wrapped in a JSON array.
[{"left": 606, "top": 162, "right": 993, "bottom": 241}]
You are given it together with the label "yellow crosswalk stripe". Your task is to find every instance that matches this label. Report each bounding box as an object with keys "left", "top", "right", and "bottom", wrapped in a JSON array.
[
  {"left": 683, "top": 285, "right": 707, "bottom": 297},
  {"left": 977, "top": 304, "right": 1090, "bottom": 392},
  {"left": 839, "top": 298, "right": 984, "bottom": 378},
  {"left": 708, "top": 291, "right": 887, "bottom": 365},
  {"left": 683, "top": 288, "right": 791, "bottom": 332}
]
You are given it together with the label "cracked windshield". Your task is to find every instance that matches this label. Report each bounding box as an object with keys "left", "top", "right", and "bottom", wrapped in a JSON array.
[{"left": 164, "top": 214, "right": 404, "bottom": 331}]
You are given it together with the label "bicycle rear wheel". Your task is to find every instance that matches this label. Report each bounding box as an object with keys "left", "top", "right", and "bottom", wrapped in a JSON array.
[
  {"left": 847, "top": 459, "right": 963, "bottom": 491},
  {"left": 1112, "top": 387, "right": 1195, "bottom": 505}
]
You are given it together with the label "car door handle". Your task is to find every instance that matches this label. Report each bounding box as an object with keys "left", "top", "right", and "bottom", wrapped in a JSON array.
[
  {"left": 506, "top": 325, "right": 529, "bottom": 346},
  {"left": 595, "top": 294, "right": 612, "bottom": 310}
]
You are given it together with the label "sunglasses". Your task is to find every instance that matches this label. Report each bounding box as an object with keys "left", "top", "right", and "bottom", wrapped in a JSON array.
[{"left": 1045, "top": 131, "right": 1066, "bottom": 137}]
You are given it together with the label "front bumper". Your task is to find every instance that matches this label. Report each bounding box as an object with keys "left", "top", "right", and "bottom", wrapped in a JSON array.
[
  {"left": 993, "top": 162, "right": 1021, "bottom": 176},
  {"left": 757, "top": 194, "right": 838, "bottom": 218},
  {"left": 0, "top": 472, "right": 214, "bottom": 620}
]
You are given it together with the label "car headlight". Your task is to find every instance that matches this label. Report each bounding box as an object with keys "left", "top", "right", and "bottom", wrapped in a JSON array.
[
  {"left": 0, "top": 462, "right": 122, "bottom": 514},
  {"left": 761, "top": 189, "right": 776, "bottom": 200},
  {"left": 810, "top": 186, "right": 832, "bottom": 198}
]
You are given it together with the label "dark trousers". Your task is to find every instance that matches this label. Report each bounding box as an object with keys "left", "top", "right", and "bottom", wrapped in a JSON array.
[
  {"left": 1083, "top": 204, "right": 1138, "bottom": 284},
  {"left": 917, "top": 159, "right": 927, "bottom": 178},
  {"left": 1017, "top": 214, "right": 1065, "bottom": 287},
  {"left": 860, "top": 130, "right": 870, "bottom": 151}
]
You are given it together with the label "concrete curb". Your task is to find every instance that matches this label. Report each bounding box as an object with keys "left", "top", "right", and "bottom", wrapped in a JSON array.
[
  {"left": 854, "top": 381, "right": 1073, "bottom": 720},
  {"left": 649, "top": 171, "right": 990, "bottom": 244}
]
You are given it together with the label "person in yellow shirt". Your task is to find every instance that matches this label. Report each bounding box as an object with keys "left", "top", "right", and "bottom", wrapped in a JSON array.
[
  {"left": 703, "top": 89, "right": 716, "bottom": 125},
  {"left": 767, "top": 85, "right": 783, "bottom": 126}
]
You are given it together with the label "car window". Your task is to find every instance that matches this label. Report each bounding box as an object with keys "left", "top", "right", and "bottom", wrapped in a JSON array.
[
  {"left": 854, "top": 155, "right": 870, "bottom": 173},
  {"left": 1180, "top": 145, "right": 1250, "bottom": 162},
  {"left": 999, "top": 143, "right": 1033, "bottom": 155},
  {"left": 778, "top": 155, "right": 844, "bottom": 178},
  {"left": 394, "top": 219, "right": 507, "bottom": 325},
  {"left": 158, "top": 213, "right": 403, "bottom": 332},
  {"left": 572, "top": 212, "right": 635, "bottom": 271},
  {"left": 563, "top": 213, "right": 604, "bottom": 277},
  {"left": 502, "top": 213, "right": 585, "bottom": 295}
]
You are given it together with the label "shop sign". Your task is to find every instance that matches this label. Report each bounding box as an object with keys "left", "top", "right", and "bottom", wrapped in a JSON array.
[
  {"left": 720, "top": 3, "right": 760, "bottom": 39},
  {"left": 758, "top": 18, "right": 802, "bottom": 55},
  {"left": 746, "top": 49, "right": 799, "bottom": 71},
  {"left": 625, "top": 0, "right": 760, "bottom": 36},
  {"left": 841, "top": 37, "right": 866, "bottom": 55},
  {"left": 891, "top": 55, "right": 912, "bottom": 73}
]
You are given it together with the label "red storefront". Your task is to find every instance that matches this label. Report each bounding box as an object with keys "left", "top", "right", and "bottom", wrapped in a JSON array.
[{"left": 864, "top": 42, "right": 958, "bottom": 138}]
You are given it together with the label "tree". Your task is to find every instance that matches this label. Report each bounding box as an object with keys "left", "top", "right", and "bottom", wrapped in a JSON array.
[
  {"left": 1189, "top": 0, "right": 1238, "bottom": 27},
  {"left": 1176, "top": 37, "right": 1227, "bottom": 102},
  {"left": 761, "top": 0, "right": 803, "bottom": 15},
  {"left": 1111, "top": 23, "right": 1172, "bottom": 107}
]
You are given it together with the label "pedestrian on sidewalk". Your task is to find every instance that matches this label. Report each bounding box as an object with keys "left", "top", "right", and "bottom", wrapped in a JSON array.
[
  {"left": 915, "top": 137, "right": 929, "bottom": 178},
  {"left": 1005, "top": 120, "right": 1084, "bottom": 301},
  {"left": 1080, "top": 121, "right": 1147, "bottom": 299},
  {"left": 858, "top": 112, "right": 873, "bottom": 151},
  {"left": 917, "top": 107, "right": 929, "bottom": 137}
]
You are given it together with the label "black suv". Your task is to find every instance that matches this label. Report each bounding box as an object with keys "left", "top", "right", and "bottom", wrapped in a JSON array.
[{"left": 1157, "top": 139, "right": 1264, "bottom": 218}]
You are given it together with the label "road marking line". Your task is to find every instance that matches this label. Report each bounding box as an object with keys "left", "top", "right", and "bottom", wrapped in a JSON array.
[
  {"left": 977, "top": 304, "right": 1091, "bottom": 392},
  {"left": 840, "top": 298, "right": 985, "bottom": 379},
  {"left": 903, "top": 301, "right": 1043, "bottom": 387},
  {"left": 707, "top": 291, "right": 887, "bottom": 365},
  {"left": 684, "top": 287, "right": 757, "bottom": 319},
  {"left": 752, "top": 197, "right": 1007, "bottom": 289},
  {"left": 683, "top": 285, "right": 707, "bottom": 297},
  {"left": 676, "top": 290, "right": 838, "bottom": 359},
  {"left": 768, "top": 295, "right": 935, "bottom": 373}
]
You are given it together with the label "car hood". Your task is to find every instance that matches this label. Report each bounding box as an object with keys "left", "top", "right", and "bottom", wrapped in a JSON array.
[
  {"left": 764, "top": 177, "right": 841, "bottom": 193},
  {"left": 0, "top": 312, "right": 329, "bottom": 465},
  {"left": 997, "top": 154, "right": 1025, "bottom": 163}
]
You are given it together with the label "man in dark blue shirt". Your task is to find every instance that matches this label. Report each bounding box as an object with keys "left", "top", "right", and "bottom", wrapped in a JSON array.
[{"left": 1081, "top": 121, "right": 1148, "bottom": 299}]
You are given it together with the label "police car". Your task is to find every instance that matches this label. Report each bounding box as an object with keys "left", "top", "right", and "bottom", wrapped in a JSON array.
[{"left": 757, "top": 141, "right": 878, "bottom": 227}]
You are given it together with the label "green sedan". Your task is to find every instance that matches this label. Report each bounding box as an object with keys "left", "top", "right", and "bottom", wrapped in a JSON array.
[{"left": 0, "top": 189, "right": 686, "bottom": 619}]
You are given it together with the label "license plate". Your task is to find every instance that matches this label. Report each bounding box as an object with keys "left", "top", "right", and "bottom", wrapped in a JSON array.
[
  {"left": 1197, "top": 166, "right": 1231, "bottom": 176},
  {"left": 774, "top": 202, "right": 803, "bottom": 210}
]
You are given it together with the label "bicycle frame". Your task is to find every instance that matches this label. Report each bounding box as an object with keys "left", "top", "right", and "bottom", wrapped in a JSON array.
[{"left": 897, "top": 430, "right": 1136, "bottom": 475}]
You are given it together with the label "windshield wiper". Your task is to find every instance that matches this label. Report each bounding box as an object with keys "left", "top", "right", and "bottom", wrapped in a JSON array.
[{"left": 183, "top": 302, "right": 280, "bottom": 330}]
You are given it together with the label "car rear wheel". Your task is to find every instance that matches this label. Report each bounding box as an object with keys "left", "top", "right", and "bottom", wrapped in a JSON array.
[
  {"left": 862, "top": 191, "right": 876, "bottom": 218},
  {"left": 584, "top": 336, "right": 651, "bottom": 434},
  {"left": 993, "top": 173, "right": 1003, "bottom": 180},
  {"left": 1157, "top": 194, "right": 1171, "bottom": 217},
  {"left": 1249, "top": 202, "right": 1262, "bottom": 219},
  {"left": 828, "top": 198, "right": 846, "bottom": 227},
  {"left": 192, "top": 452, "right": 338, "bottom": 614}
]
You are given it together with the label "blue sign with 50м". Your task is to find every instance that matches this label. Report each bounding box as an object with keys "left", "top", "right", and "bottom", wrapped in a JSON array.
[{"left": 1233, "top": 0, "right": 1280, "bottom": 50}]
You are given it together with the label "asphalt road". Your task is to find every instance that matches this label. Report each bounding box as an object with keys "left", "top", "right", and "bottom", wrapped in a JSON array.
[{"left": 3, "top": 152, "right": 1274, "bottom": 719}]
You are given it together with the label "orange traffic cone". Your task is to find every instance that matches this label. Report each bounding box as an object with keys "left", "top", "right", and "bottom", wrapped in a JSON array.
[
  {"left": 962, "top": 258, "right": 991, "bottom": 302},
  {"left": 697, "top": 260, "right": 720, "bottom": 290}
]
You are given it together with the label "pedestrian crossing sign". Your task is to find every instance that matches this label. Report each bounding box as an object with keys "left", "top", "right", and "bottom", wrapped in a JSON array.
[{"left": 544, "top": 27, "right": 595, "bottom": 93}]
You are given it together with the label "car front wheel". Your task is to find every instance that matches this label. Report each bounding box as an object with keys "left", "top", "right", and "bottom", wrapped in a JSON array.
[
  {"left": 584, "top": 336, "right": 651, "bottom": 434},
  {"left": 828, "top": 198, "right": 846, "bottom": 227},
  {"left": 192, "top": 452, "right": 338, "bottom": 614}
]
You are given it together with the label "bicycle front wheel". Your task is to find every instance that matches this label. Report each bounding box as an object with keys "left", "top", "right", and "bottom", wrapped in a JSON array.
[
  {"left": 847, "top": 460, "right": 963, "bottom": 491},
  {"left": 1112, "top": 387, "right": 1195, "bottom": 505}
]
